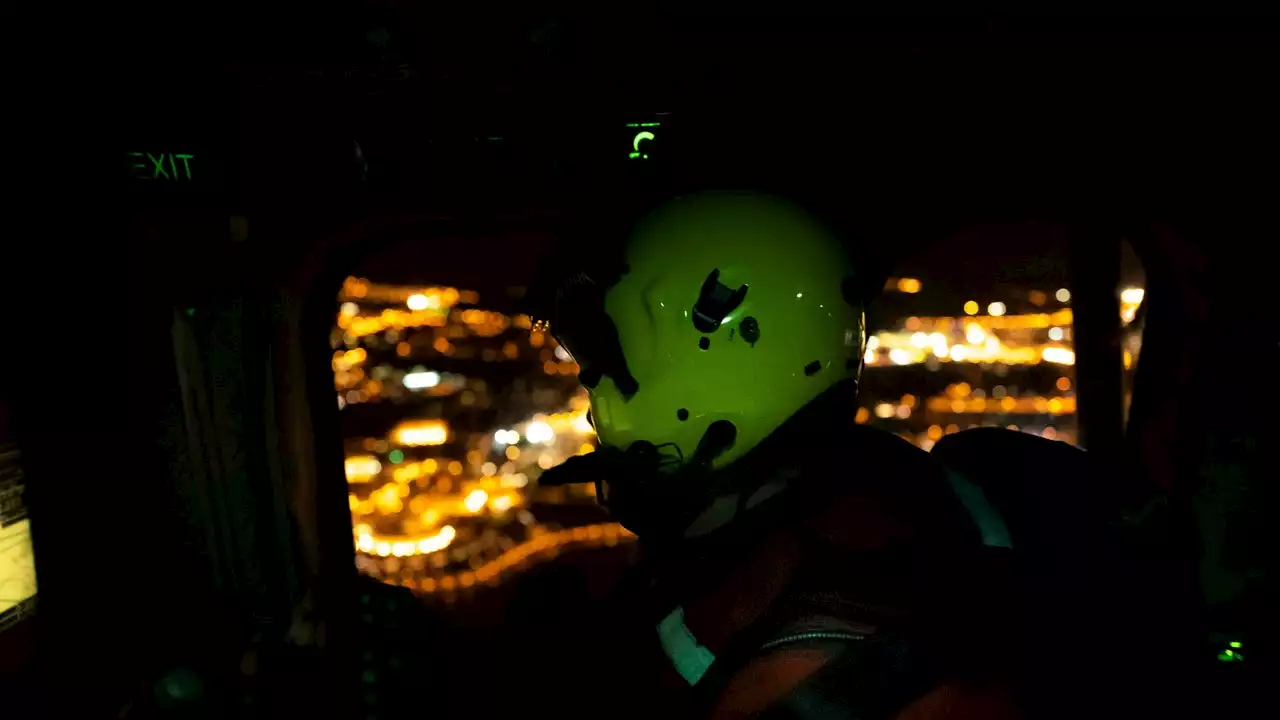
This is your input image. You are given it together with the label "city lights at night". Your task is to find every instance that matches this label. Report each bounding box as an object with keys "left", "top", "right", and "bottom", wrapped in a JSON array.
[
  {"left": 403, "top": 370, "right": 441, "bottom": 389},
  {"left": 334, "top": 278, "right": 612, "bottom": 601}
]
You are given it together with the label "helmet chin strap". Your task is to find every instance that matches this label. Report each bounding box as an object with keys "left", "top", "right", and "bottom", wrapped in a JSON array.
[
  {"left": 682, "top": 478, "right": 792, "bottom": 539},
  {"left": 599, "top": 421, "right": 740, "bottom": 541},
  {"left": 640, "top": 381, "right": 858, "bottom": 546},
  {"left": 612, "top": 423, "right": 808, "bottom": 546},
  {"left": 540, "top": 380, "right": 859, "bottom": 543}
]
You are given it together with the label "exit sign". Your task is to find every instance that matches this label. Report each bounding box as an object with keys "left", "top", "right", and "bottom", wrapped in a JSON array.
[{"left": 127, "top": 152, "right": 195, "bottom": 181}]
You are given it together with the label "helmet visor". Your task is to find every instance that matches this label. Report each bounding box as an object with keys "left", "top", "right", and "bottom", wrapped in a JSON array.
[{"left": 542, "top": 269, "right": 638, "bottom": 399}]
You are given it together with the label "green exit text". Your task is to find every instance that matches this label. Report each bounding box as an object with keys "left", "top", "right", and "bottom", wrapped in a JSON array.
[{"left": 128, "top": 152, "right": 195, "bottom": 181}]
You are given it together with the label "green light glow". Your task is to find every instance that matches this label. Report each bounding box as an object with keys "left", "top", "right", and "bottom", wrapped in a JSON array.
[
  {"left": 626, "top": 122, "right": 662, "bottom": 128},
  {"left": 1229, "top": 641, "right": 1242, "bottom": 649},
  {"left": 388, "top": 450, "right": 404, "bottom": 464},
  {"left": 1218, "top": 648, "right": 1244, "bottom": 663},
  {"left": 128, "top": 152, "right": 194, "bottom": 180},
  {"left": 633, "top": 131, "right": 655, "bottom": 152}
]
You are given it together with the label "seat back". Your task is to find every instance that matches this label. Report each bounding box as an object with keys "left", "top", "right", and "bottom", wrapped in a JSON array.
[{"left": 931, "top": 428, "right": 1137, "bottom": 720}]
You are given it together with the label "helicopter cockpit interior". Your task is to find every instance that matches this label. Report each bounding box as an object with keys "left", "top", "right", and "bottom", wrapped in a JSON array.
[{"left": 5, "top": 6, "right": 1276, "bottom": 719}]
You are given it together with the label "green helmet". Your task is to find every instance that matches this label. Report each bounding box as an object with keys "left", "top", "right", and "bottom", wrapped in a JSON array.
[{"left": 543, "top": 191, "right": 866, "bottom": 534}]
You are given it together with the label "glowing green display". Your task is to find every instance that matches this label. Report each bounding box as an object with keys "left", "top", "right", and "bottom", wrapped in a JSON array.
[
  {"left": 128, "top": 152, "right": 194, "bottom": 181},
  {"left": 629, "top": 131, "right": 655, "bottom": 160},
  {"left": 626, "top": 122, "right": 662, "bottom": 128},
  {"left": 1217, "top": 640, "right": 1244, "bottom": 662}
]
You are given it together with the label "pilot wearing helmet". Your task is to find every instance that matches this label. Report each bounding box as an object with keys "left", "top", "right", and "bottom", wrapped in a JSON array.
[{"left": 532, "top": 191, "right": 1018, "bottom": 719}]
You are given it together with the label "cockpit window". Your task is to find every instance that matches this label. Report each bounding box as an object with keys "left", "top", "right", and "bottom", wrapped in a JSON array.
[
  {"left": 0, "top": 397, "right": 36, "bottom": 634},
  {"left": 853, "top": 224, "right": 1145, "bottom": 450},
  {"left": 331, "top": 274, "right": 632, "bottom": 600}
]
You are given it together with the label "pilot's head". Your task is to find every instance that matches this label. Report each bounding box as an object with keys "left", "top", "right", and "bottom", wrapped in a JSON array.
[{"left": 546, "top": 191, "right": 866, "bottom": 538}]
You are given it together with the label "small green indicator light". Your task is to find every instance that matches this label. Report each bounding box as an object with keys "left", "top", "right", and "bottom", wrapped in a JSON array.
[
  {"left": 626, "top": 121, "right": 662, "bottom": 128},
  {"left": 1229, "top": 641, "right": 1242, "bottom": 649},
  {"left": 388, "top": 449, "right": 404, "bottom": 464},
  {"left": 1217, "top": 648, "right": 1244, "bottom": 662}
]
